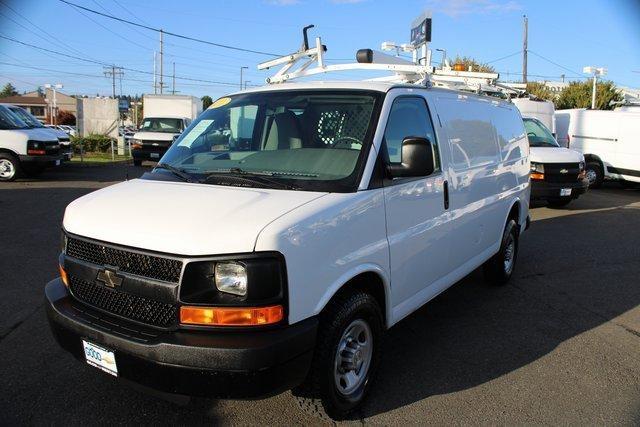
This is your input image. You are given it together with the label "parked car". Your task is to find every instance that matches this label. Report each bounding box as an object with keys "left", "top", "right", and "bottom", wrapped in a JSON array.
[
  {"left": 555, "top": 108, "right": 640, "bottom": 188},
  {"left": 524, "top": 117, "right": 588, "bottom": 207},
  {"left": 46, "top": 81, "right": 530, "bottom": 419},
  {"left": 2, "top": 105, "right": 72, "bottom": 161},
  {"left": 0, "top": 105, "right": 62, "bottom": 181}
]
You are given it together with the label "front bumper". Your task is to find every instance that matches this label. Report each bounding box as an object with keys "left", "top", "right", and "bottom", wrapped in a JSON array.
[
  {"left": 46, "top": 279, "right": 317, "bottom": 398},
  {"left": 530, "top": 178, "right": 589, "bottom": 200},
  {"left": 18, "top": 154, "right": 63, "bottom": 165},
  {"left": 132, "top": 148, "right": 168, "bottom": 162}
]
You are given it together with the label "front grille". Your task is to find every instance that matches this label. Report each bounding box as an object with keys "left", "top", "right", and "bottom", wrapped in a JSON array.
[
  {"left": 69, "top": 275, "right": 178, "bottom": 328},
  {"left": 544, "top": 162, "right": 580, "bottom": 183},
  {"left": 66, "top": 237, "right": 183, "bottom": 283}
]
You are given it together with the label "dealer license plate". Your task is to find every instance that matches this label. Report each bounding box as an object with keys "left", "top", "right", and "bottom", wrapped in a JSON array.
[
  {"left": 560, "top": 188, "right": 572, "bottom": 196},
  {"left": 82, "top": 340, "right": 118, "bottom": 377},
  {"left": 150, "top": 153, "right": 160, "bottom": 159},
  {"left": 55, "top": 160, "right": 61, "bottom": 166}
]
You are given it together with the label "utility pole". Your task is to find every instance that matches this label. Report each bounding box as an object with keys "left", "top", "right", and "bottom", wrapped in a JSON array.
[
  {"left": 103, "top": 66, "right": 124, "bottom": 98},
  {"left": 240, "top": 66, "right": 248, "bottom": 90},
  {"left": 159, "top": 29, "right": 164, "bottom": 94},
  {"left": 522, "top": 15, "right": 528, "bottom": 84},
  {"left": 561, "top": 74, "right": 565, "bottom": 83},
  {"left": 172, "top": 62, "right": 176, "bottom": 95}
]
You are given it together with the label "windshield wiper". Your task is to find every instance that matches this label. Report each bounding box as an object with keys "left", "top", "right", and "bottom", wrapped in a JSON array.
[
  {"left": 154, "top": 163, "right": 195, "bottom": 183},
  {"left": 201, "top": 167, "right": 298, "bottom": 190}
]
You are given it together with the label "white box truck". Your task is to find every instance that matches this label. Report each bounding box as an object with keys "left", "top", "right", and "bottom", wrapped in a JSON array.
[{"left": 131, "top": 94, "right": 203, "bottom": 166}]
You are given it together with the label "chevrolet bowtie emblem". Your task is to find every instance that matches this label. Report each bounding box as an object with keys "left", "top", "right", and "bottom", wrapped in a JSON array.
[
  {"left": 97, "top": 268, "right": 123, "bottom": 288},
  {"left": 559, "top": 168, "right": 569, "bottom": 174}
]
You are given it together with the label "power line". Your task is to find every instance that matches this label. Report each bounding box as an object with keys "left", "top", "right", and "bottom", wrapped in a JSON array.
[
  {"left": 528, "top": 50, "right": 583, "bottom": 78},
  {"left": 58, "top": 0, "right": 281, "bottom": 57},
  {"left": 486, "top": 50, "right": 522, "bottom": 65},
  {"left": 0, "top": 34, "right": 250, "bottom": 86}
]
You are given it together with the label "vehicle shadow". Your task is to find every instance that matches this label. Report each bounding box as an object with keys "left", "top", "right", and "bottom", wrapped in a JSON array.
[
  {"left": 356, "top": 203, "right": 640, "bottom": 420},
  {"left": 9, "top": 161, "right": 150, "bottom": 185},
  {"left": 530, "top": 182, "right": 640, "bottom": 211}
]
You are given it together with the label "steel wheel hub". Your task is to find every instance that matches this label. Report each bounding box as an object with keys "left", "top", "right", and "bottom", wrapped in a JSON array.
[
  {"left": 334, "top": 319, "right": 372, "bottom": 396},
  {"left": 504, "top": 236, "right": 515, "bottom": 274},
  {"left": 585, "top": 169, "right": 597, "bottom": 185},
  {"left": 0, "top": 159, "right": 15, "bottom": 179}
]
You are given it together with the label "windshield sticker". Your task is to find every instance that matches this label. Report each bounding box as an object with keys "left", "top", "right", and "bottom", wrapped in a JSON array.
[
  {"left": 209, "top": 97, "right": 232, "bottom": 109},
  {"left": 178, "top": 119, "right": 214, "bottom": 146}
]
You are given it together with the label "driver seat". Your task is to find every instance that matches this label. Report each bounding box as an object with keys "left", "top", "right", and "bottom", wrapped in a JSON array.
[{"left": 264, "top": 111, "right": 303, "bottom": 150}]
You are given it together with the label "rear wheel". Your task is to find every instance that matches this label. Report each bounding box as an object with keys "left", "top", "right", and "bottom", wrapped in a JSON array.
[
  {"left": 293, "top": 290, "right": 383, "bottom": 421},
  {"left": 483, "top": 219, "right": 519, "bottom": 286},
  {"left": 0, "top": 153, "right": 20, "bottom": 182},
  {"left": 547, "top": 197, "right": 572, "bottom": 208},
  {"left": 585, "top": 161, "right": 603, "bottom": 188}
]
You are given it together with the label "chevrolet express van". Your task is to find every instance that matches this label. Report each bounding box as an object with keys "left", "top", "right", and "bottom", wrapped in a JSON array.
[
  {"left": 0, "top": 105, "right": 61, "bottom": 182},
  {"left": 524, "top": 117, "right": 588, "bottom": 207},
  {"left": 46, "top": 82, "right": 530, "bottom": 419}
]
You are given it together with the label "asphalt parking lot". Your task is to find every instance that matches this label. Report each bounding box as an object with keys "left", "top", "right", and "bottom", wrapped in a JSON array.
[{"left": 1, "top": 162, "right": 639, "bottom": 425}]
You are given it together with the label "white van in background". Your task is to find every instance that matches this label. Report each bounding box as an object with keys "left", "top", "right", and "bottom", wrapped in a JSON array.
[
  {"left": 523, "top": 117, "right": 588, "bottom": 207},
  {"left": 555, "top": 109, "right": 640, "bottom": 187},
  {"left": 47, "top": 80, "right": 530, "bottom": 420},
  {"left": 0, "top": 105, "right": 62, "bottom": 181}
]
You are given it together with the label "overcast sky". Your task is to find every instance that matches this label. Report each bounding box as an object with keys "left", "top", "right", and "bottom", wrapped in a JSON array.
[{"left": 0, "top": 0, "right": 638, "bottom": 99}]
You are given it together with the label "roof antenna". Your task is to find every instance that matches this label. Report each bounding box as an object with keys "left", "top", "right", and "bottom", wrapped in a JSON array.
[{"left": 302, "top": 25, "right": 314, "bottom": 51}]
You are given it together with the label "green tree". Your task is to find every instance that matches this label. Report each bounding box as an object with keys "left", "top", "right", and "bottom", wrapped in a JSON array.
[
  {"left": 555, "top": 80, "right": 622, "bottom": 110},
  {"left": 451, "top": 56, "right": 496, "bottom": 73},
  {"left": 0, "top": 83, "right": 18, "bottom": 98},
  {"left": 526, "top": 82, "right": 555, "bottom": 101},
  {"left": 201, "top": 95, "right": 213, "bottom": 109}
]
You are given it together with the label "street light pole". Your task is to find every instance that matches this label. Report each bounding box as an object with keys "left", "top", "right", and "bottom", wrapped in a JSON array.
[
  {"left": 240, "top": 66, "right": 248, "bottom": 90},
  {"left": 44, "top": 83, "right": 63, "bottom": 125},
  {"left": 583, "top": 66, "right": 607, "bottom": 109},
  {"left": 244, "top": 80, "right": 251, "bottom": 90},
  {"left": 435, "top": 48, "right": 446, "bottom": 68}
]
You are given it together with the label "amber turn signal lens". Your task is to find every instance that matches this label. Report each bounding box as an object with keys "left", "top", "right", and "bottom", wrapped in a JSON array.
[
  {"left": 180, "top": 305, "right": 284, "bottom": 326},
  {"left": 59, "top": 265, "right": 69, "bottom": 287},
  {"left": 530, "top": 172, "right": 544, "bottom": 180}
]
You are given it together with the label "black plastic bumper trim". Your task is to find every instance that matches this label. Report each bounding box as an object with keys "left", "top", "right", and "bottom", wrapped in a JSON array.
[{"left": 530, "top": 178, "right": 588, "bottom": 200}]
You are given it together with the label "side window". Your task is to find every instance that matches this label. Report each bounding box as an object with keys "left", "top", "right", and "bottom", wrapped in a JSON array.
[
  {"left": 383, "top": 97, "right": 440, "bottom": 172},
  {"left": 493, "top": 106, "right": 526, "bottom": 161}
]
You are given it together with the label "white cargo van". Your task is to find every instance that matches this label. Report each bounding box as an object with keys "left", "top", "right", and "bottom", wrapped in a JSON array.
[
  {"left": 2, "top": 104, "right": 73, "bottom": 161},
  {"left": 522, "top": 118, "right": 588, "bottom": 207},
  {"left": 131, "top": 94, "right": 203, "bottom": 166},
  {"left": 555, "top": 108, "right": 640, "bottom": 187},
  {"left": 46, "top": 39, "right": 530, "bottom": 420},
  {"left": 0, "top": 105, "right": 62, "bottom": 182}
]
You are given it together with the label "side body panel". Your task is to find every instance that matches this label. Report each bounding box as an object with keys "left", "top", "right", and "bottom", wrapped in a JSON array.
[{"left": 254, "top": 191, "right": 390, "bottom": 326}]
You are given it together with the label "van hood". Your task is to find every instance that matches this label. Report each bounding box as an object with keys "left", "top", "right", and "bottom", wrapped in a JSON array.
[
  {"left": 133, "top": 131, "right": 178, "bottom": 141},
  {"left": 63, "top": 179, "right": 327, "bottom": 256},
  {"left": 529, "top": 146, "right": 584, "bottom": 164}
]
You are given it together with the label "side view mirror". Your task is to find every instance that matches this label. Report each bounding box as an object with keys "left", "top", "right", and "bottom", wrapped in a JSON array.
[{"left": 387, "top": 136, "right": 435, "bottom": 178}]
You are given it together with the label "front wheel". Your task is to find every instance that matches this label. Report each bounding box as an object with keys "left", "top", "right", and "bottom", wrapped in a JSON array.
[
  {"left": 293, "top": 290, "right": 383, "bottom": 421},
  {"left": 483, "top": 219, "right": 519, "bottom": 286},
  {"left": 585, "top": 161, "right": 603, "bottom": 188},
  {"left": 0, "top": 153, "right": 20, "bottom": 182}
]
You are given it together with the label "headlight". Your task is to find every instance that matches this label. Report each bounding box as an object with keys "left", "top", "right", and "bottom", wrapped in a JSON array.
[
  {"left": 530, "top": 162, "right": 544, "bottom": 173},
  {"left": 215, "top": 262, "right": 247, "bottom": 296}
]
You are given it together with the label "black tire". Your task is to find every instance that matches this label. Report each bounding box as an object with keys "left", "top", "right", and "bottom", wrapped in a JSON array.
[
  {"left": 483, "top": 219, "right": 519, "bottom": 286},
  {"left": 585, "top": 161, "right": 603, "bottom": 188},
  {"left": 292, "top": 290, "right": 383, "bottom": 421},
  {"left": 133, "top": 159, "right": 143, "bottom": 166},
  {"left": 22, "top": 164, "right": 46, "bottom": 177},
  {"left": 0, "top": 152, "right": 20, "bottom": 182},
  {"left": 547, "top": 197, "right": 572, "bottom": 208}
]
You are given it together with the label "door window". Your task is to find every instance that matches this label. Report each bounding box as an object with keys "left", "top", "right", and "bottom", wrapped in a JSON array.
[{"left": 383, "top": 97, "right": 439, "bottom": 173}]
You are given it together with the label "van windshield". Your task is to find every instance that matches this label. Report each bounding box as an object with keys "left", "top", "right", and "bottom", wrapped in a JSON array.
[
  {"left": 524, "top": 118, "right": 559, "bottom": 147},
  {"left": 0, "top": 105, "right": 28, "bottom": 130},
  {"left": 9, "top": 107, "right": 44, "bottom": 128},
  {"left": 156, "top": 90, "right": 381, "bottom": 192},
  {"left": 140, "top": 118, "right": 183, "bottom": 133}
]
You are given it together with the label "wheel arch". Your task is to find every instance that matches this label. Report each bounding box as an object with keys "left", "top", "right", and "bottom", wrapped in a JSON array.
[
  {"left": 313, "top": 265, "right": 391, "bottom": 329},
  {"left": 0, "top": 147, "right": 20, "bottom": 158}
]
